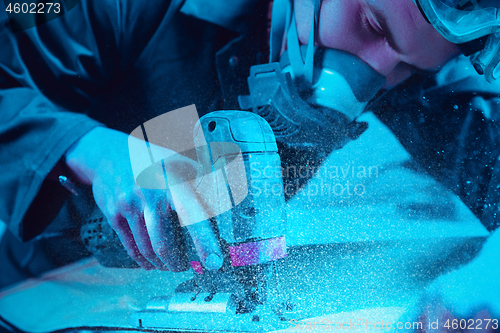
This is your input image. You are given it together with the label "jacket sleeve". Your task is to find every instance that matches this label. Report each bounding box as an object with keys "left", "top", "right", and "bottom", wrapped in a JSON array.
[{"left": 0, "top": 0, "right": 173, "bottom": 241}]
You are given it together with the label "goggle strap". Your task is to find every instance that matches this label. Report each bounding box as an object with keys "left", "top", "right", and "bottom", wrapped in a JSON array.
[
  {"left": 413, "top": 0, "right": 431, "bottom": 24},
  {"left": 473, "top": 32, "right": 500, "bottom": 82},
  {"left": 304, "top": 0, "right": 321, "bottom": 83}
]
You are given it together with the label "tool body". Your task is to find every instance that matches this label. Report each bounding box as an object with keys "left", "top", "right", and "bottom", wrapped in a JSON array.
[{"left": 132, "top": 111, "right": 288, "bottom": 331}]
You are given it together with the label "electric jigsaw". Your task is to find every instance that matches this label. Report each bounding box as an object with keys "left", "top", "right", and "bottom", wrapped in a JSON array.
[{"left": 81, "top": 111, "right": 290, "bottom": 332}]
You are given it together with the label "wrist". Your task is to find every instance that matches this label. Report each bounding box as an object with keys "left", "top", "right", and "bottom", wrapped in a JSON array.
[{"left": 64, "top": 126, "right": 113, "bottom": 185}]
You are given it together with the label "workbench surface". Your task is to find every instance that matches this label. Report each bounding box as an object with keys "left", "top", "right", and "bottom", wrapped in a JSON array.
[{"left": 0, "top": 112, "right": 488, "bottom": 332}]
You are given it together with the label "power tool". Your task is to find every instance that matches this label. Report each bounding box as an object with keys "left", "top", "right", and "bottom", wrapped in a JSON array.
[{"left": 80, "top": 111, "right": 289, "bottom": 332}]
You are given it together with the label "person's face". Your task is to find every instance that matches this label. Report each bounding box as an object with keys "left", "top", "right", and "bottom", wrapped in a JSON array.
[{"left": 293, "top": 0, "right": 461, "bottom": 87}]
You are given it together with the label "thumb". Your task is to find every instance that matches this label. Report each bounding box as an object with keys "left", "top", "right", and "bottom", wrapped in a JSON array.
[
  {"left": 186, "top": 219, "right": 224, "bottom": 270},
  {"left": 166, "top": 173, "right": 224, "bottom": 271}
]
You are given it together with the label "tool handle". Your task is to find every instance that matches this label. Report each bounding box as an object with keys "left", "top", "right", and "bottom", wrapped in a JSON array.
[{"left": 80, "top": 205, "right": 139, "bottom": 268}]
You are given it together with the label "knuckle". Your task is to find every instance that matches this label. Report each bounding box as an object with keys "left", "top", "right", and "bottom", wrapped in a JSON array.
[
  {"left": 134, "top": 189, "right": 146, "bottom": 203},
  {"left": 116, "top": 192, "right": 142, "bottom": 212},
  {"left": 154, "top": 244, "right": 170, "bottom": 258},
  {"left": 116, "top": 191, "right": 129, "bottom": 204},
  {"left": 126, "top": 249, "right": 143, "bottom": 262},
  {"left": 107, "top": 215, "right": 122, "bottom": 229},
  {"left": 153, "top": 239, "right": 171, "bottom": 257},
  {"left": 113, "top": 197, "right": 128, "bottom": 212},
  {"left": 140, "top": 249, "right": 158, "bottom": 262}
]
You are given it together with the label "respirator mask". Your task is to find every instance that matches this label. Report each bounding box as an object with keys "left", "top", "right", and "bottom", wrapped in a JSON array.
[{"left": 238, "top": 0, "right": 386, "bottom": 196}]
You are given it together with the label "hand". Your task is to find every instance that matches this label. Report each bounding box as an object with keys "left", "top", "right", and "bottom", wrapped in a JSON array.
[
  {"left": 65, "top": 127, "right": 224, "bottom": 272},
  {"left": 417, "top": 229, "right": 500, "bottom": 332}
]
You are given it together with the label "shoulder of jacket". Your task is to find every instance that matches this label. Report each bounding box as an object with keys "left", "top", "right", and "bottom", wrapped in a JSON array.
[{"left": 180, "top": 0, "right": 261, "bottom": 33}]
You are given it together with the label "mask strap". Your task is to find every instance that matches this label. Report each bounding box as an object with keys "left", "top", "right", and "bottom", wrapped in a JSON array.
[
  {"left": 287, "top": 8, "right": 306, "bottom": 77},
  {"left": 304, "top": 0, "right": 321, "bottom": 83},
  {"left": 269, "top": 0, "right": 292, "bottom": 63},
  {"left": 271, "top": 0, "right": 321, "bottom": 81}
]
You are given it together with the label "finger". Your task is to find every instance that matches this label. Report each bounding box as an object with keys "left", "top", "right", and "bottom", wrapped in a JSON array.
[
  {"left": 428, "top": 272, "right": 480, "bottom": 320},
  {"left": 186, "top": 219, "right": 223, "bottom": 270},
  {"left": 144, "top": 198, "right": 189, "bottom": 272},
  {"left": 107, "top": 213, "right": 155, "bottom": 270},
  {"left": 123, "top": 207, "right": 170, "bottom": 271},
  {"left": 168, "top": 180, "right": 223, "bottom": 271}
]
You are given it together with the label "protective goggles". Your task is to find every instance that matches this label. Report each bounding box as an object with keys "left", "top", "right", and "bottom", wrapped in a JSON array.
[
  {"left": 413, "top": 0, "right": 500, "bottom": 81},
  {"left": 414, "top": 0, "right": 500, "bottom": 43}
]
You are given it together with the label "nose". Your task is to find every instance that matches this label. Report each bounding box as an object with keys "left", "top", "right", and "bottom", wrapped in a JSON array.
[
  {"left": 354, "top": 42, "right": 414, "bottom": 87},
  {"left": 357, "top": 43, "right": 402, "bottom": 78}
]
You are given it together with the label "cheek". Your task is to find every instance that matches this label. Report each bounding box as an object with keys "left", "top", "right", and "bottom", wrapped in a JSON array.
[
  {"left": 384, "top": 66, "right": 413, "bottom": 88},
  {"left": 293, "top": 0, "right": 313, "bottom": 43},
  {"left": 295, "top": 0, "right": 363, "bottom": 51}
]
